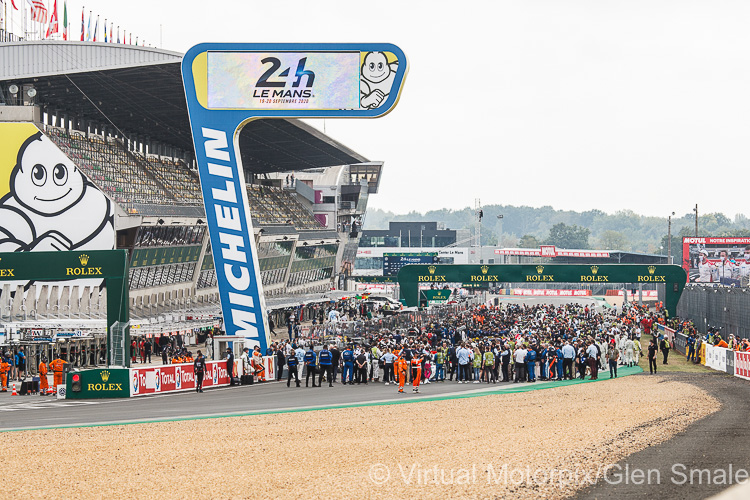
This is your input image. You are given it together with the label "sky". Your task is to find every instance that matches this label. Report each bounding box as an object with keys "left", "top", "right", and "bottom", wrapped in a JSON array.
[{"left": 7, "top": 0, "right": 750, "bottom": 218}]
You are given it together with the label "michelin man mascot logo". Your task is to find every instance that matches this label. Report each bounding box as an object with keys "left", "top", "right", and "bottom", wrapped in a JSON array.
[
  {"left": 0, "top": 126, "right": 114, "bottom": 254},
  {"left": 360, "top": 51, "right": 399, "bottom": 109}
]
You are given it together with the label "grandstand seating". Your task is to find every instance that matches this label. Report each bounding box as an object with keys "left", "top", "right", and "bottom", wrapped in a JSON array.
[
  {"left": 245, "top": 184, "right": 323, "bottom": 229},
  {"left": 47, "top": 127, "right": 323, "bottom": 228},
  {"left": 135, "top": 153, "right": 203, "bottom": 204},
  {"left": 48, "top": 127, "right": 174, "bottom": 210}
]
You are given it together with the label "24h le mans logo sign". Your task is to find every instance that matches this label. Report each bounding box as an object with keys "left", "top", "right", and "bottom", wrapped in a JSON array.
[{"left": 182, "top": 43, "right": 408, "bottom": 353}]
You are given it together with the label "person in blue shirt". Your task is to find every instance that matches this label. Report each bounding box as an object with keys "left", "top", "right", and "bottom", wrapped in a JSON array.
[
  {"left": 286, "top": 351, "right": 300, "bottom": 388},
  {"left": 539, "top": 345, "right": 548, "bottom": 380},
  {"left": 556, "top": 345, "right": 564, "bottom": 381},
  {"left": 317, "top": 345, "right": 334, "bottom": 387},
  {"left": 341, "top": 345, "right": 355, "bottom": 385},
  {"left": 304, "top": 347, "right": 318, "bottom": 388},
  {"left": 525, "top": 347, "right": 537, "bottom": 382},
  {"left": 687, "top": 333, "right": 696, "bottom": 362},
  {"left": 14, "top": 348, "right": 26, "bottom": 381}
]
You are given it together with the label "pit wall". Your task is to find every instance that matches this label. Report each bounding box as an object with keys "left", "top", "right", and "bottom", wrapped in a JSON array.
[{"left": 130, "top": 356, "right": 276, "bottom": 396}]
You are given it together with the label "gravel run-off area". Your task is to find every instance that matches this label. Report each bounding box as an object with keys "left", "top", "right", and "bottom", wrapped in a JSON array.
[{"left": 0, "top": 375, "right": 718, "bottom": 500}]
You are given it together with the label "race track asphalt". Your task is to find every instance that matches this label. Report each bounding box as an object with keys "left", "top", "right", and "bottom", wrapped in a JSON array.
[
  {"left": 0, "top": 367, "right": 641, "bottom": 431},
  {"left": 574, "top": 371, "right": 750, "bottom": 500}
]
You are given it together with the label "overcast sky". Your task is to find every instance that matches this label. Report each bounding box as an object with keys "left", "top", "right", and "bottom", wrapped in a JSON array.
[{"left": 11, "top": 0, "right": 750, "bottom": 218}]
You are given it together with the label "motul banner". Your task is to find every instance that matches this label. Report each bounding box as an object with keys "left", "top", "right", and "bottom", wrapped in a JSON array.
[
  {"left": 512, "top": 289, "right": 592, "bottom": 297},
  {"left": 130, "top": 360, "right": 232, "bottom": 397}
]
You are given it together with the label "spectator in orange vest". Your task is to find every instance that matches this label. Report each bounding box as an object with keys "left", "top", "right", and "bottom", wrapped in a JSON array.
[
  {"left": 49, "top": 356, "right": 66, "bottom": 391},
  {"left": 0, "top": 356, "right": 9, "bottom": 391},
  {"left": 38, "top": 357, "right": 50, "bottom": 396},
  {"left": 395, "top": 352, "right": 409, "bottom": 394}
]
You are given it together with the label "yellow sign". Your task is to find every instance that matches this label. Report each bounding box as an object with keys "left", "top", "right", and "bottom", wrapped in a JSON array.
[
  {"left": 419, "top": 275, "right": 446, "bottom": 282},
  {"left": 470, "top": 274, "right": 499, "bottom": 282},
  {"left": 86, "top": 370, "right": 123, "bottom": 391},
  {"left": 66, "top": 253, "right": 102, "bottom": 276}
]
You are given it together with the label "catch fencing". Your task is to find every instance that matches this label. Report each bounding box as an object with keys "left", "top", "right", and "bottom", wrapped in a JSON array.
[
  {"left": 676, "top": 285, "right": 750, "bottom": 340},
  {"left": 297, "top": 299, "right": 482, "bottom": 340}
]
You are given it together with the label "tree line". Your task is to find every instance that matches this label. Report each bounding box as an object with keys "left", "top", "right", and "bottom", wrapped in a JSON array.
[{"left": 364, "top": 205, "right": 750, "bottom": 263}]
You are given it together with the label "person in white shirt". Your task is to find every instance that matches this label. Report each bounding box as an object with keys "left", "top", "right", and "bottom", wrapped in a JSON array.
[
  {"left": 513, "top": 346, "right": 528, "bottom": 383},
  {"left": 623, "top": 337, "right": 636, "bottom": 367},
  {"left": 561, "top": 342, "right": 576, "bottom": 380},
  {"left": 697, "top": 250, "right": 715, "bottom": 283},
  {"left": 715, "top": 251, "right": 736, "bottom": 282}
]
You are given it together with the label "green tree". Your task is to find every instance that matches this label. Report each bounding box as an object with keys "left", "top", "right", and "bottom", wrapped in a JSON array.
[
  {"left": 544, "top": 223, "right": 590, "bottom": 249},
  {"left": 518, "top": 234, "right": 540, "bottom": 248},
  {"left": 597, "top": 230, "right": 628, "bottom": 250}
]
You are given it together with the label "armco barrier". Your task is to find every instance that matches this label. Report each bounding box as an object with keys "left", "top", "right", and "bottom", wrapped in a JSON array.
[
  {"left": 697, "top": 344, "right": 750, "bottom": 384},
  {"left": 736, "top": 351, "right": 750, "bottom": 380}
]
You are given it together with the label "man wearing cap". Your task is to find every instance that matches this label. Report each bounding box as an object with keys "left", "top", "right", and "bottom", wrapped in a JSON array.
[
  {"left": 317, "top": 345, "right": 334, "bottom": 387},
  {"left": 304, "top": 346, "right": 318, "bottom": 387},
  {"left": 286, "top": 350, "right": 300, "bottom": 387}
]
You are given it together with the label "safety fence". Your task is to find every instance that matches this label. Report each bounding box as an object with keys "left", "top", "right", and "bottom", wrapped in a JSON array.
[
  {"left": 658, "top": 323, "right": 750, "bottom": 383},
  {"left": 676, "top": 285, "right": 750, "bottom": 340}
]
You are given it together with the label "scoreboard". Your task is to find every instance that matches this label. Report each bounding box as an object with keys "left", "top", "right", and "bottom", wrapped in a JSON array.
[{"left": 383, "top": 253, "right": 438, "bottom": 276}]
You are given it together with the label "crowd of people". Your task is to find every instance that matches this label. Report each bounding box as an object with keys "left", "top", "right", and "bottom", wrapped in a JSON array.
[{"left": 253, "top": 300, "right": 682, "bottom": 393}]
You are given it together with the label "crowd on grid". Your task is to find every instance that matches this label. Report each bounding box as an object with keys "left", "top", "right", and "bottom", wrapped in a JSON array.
[{"left": 250, "top": 301, "right": 679, "bottom": 394}]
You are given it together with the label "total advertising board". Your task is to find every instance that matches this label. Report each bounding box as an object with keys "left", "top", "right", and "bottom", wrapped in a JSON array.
[
  {"left": 130, "top": 356, "right": 276, "bottom": 396},
  {"left": 130, "top": 361, "right": 231, "bottom": 396},
  {"left": 182, "top": 43, "right": 407, "bottom": 354}
]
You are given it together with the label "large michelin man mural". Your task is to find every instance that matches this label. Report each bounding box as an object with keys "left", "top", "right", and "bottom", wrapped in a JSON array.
[
  {"left": 360, "top": 51, "right": 399, "bottom": 109},
  {"left": 0, "top": 123, "right": 114, "bottom": 291}
]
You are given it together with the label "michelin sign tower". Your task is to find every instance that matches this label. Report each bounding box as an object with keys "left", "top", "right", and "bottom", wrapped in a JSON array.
[{"left": 182, "top": 43, "right": 408, "bottom": 352}]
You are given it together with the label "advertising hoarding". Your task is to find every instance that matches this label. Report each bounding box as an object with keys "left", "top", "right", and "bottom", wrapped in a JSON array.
[{"left": 682, "top": 237, "right": 750, "bottom": 284}]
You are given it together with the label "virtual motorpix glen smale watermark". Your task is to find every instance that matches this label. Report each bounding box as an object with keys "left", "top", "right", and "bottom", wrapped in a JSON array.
[{"left": 367, "top": 463, "right": 750, "bottom": 487}]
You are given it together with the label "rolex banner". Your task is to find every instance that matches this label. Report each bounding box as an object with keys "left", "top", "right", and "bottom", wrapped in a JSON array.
[
  {"left": 182, "top": 43, "right": 408, "bottom": 353},
  {"left": 65, "top": 368, "right": 130, "bottom": 399}
]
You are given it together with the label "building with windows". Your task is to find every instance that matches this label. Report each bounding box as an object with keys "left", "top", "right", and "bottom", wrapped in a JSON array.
[{"left": 355, "top": 222, "right": 472, "bottom": 276}]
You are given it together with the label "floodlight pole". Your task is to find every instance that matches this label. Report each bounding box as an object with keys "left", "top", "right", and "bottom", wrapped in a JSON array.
[
  {"left": 667, "top": 211, "right": 675, "bottom": 265},
  {"left": 693, "top": 204, "right": 698, "bottom": 237}
]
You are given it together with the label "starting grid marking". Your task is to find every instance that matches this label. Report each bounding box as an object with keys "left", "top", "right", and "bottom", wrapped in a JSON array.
[{"left": 0, "top": 400, "right": 104, "bottom": 412}]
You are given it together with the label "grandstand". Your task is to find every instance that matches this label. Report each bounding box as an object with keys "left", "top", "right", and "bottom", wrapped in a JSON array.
[{"left": 0, "top": 41, "right": 381, "bottom": 336}]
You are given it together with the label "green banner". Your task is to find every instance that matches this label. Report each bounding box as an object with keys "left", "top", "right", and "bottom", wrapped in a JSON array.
[
  {"left": 65, "top": 368, "right": 130, "bottom": 399},
  {"left": 421, "top": 289, "right": 452, "bottom": 302},
  {"left": 398, "top": 264, "right": 687, "bottom": 316},
  {"left": 355, "top": 276, "right": 396, "bottom": 283}
]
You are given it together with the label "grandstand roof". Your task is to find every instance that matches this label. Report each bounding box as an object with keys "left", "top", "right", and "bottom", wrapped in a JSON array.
[{"left": 0, "top": 41, "right": 369, "bottom": 173}]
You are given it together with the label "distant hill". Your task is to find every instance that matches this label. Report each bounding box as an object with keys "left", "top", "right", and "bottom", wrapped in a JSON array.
[{"left": 363, "top": 205, "right": 750, "bottom": 260}]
